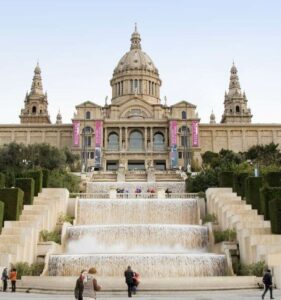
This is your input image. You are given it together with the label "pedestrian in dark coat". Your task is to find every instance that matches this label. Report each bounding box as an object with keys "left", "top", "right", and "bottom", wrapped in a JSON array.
[
  {"left": 124, "top": 266, "right": 134, "bottom": 297},
  {"left": 262, "top": 269, "right": 274, "bottom": 299},
  {"left": 74, "top": 270, "right": 85, "bottom": 300},
  {"left": 1, "top": 268, "right": 8, "bottom": 292}
]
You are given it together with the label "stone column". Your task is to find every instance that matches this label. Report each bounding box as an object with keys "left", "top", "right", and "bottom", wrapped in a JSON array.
[
  {"left": 119, "top": 127, "right": 122, "bottom": 151},
  {"left": 104, "top": 127, "right": 108, "bottom": 149},
  {"left": 150, "top": 127, "right": 153, "bottom": 151},
  {"left": 125, "top": 127, "right": 128, "bottom": 150},
  {"left": 165, "top": 127, "right": 168, "bottom": 148},
  {"left": 144, "top": 127, "right": 147, "bottom": 151}
]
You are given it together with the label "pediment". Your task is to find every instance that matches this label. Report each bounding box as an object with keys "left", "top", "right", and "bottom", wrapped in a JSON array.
[
  {"left": 171, "top": 100, "right": 196, "bottom": 108},
  {"left": 76, "top": 101, "right": 101, "bottom": 108}
]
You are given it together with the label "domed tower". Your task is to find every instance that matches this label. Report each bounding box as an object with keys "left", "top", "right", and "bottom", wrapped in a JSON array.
[{"left": 110, "top": 25, "right": 162, "bottom": 105}]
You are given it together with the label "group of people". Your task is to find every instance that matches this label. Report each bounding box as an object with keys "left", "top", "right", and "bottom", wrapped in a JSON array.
[{"left": 1, "top": 267, "right": 17, "bottom": 292}]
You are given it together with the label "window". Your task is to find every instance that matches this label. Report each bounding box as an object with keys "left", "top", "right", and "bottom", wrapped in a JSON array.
[
  {"left": 130, "top": 80, "right": 133, "bottom": 93},
  {"left": 108, "top": 132, "right": 119, "bottom": 150},
  {"left": 178, "top": 152, "right": 183, "bottom": 159},
  {"left": 134, "top": 79, "right": 138, "bottom": 92},
  {"left": 153, "top": 132, "right": 165, "bottom": 150},
  {"left": 129, "top": 130, "right": 143, "bottom": 151},
  {"left": 90, "top": 152, "right": 95, "bottom": 159},
  {"left": 86, "top": 111, "right": 91, "bottom": 120},
  {"left": 182, "top": 111, "right": 187, "bottom": 120},
  {"left": 84, "top": 136, "right": 91, "bottom": 147},
  {"left": 236, "top": 106, "right": 240, "bottom": 113},
  {"left": 82, "top": 127, "right": 93, "bottom": 134},
  {"left": 32, "top": 106, "right": 36, "bottom": 114}
]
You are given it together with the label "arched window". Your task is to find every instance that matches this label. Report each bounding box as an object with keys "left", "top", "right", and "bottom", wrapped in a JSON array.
[
  {"left": 134, "top": 79, "right": 138, "bottom": 93},
  {"left": 32, "top": 106, "right": 36, "bottom": 114},
  {"left": 129, "top": 130, "right": 143, "bottom": 151},
  {"left": 108, "top": 132, "right": 119, "bottom": 150},
  {"left": 85, "top": 111, "right": 91, "bottom": 120},
  {"left": 236, "top": 106, "right": 240, "bottom": 113},
  {"left": 153, "top": 132, "right": 165, "bottom": 151},
  {"left": 182, "top": 111, "right": 187, "bottom": 120}
]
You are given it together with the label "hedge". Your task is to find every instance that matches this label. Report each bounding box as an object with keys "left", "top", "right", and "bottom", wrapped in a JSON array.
[
  {"left": 233, "top": 172, "right": 249, "bottom": 198},
  {"left": 19, "top": 170, "right": 43, "bottom": 196},
  {"left": 269, "top": 198, "right": 281, "bottom": 234},
  {"left": 0, "top": 188, "right": 24, "bottom": 221},
  {"left": 42, "top": 169, "right": 50, "bottom": 188},
  {"left": 245, "top": 176, "right": 263, "bottom": 214},
  {"left": 15, "top": 178, "right": 35, "bottom": 205},
  {"left": 0, "top": 173, "right": 5, "bottom": 188},
  {"left": 264, "top": 172, "right": 281, "bottom": 187},
  {"left": 219, "top": 171, "right": 234, "bottom": 188},
  {"left": 260, "top": 186, "right": 281, "bottom": 220},
  {"left": 0, "top": 201, "right": 4, "bottom": 233}
]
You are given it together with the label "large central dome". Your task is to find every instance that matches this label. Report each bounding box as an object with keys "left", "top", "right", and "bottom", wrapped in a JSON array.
[{"left": 110, "top": 25, "right": 162, "bottom": 105}]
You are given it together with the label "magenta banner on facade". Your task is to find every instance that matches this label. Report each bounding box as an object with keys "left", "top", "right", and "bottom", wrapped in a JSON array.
[
  {"left": 73, "top": 121, "right": 80, "bottom": 146},
  {"left": 169, "top": 120, "right": 177, "bottom": 146},
  {"left": 192, "top": 120, "right": 199, "bottom": 147},
  {"left": 95, "top": 120, "right": 103, "bottom": 147}
]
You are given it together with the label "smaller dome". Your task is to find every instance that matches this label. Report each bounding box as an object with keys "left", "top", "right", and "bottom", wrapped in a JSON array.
[
  {"left": 210, "top": 110, "right": 216, "bottom": 124},
  {"left": 34, "top": 63, "right": 41, "bottom": 74}
]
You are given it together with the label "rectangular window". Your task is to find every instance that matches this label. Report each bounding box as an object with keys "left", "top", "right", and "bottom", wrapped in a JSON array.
[
  {"left": 90, "top": 152, "right": 94, "bottom": 159},
  {"left": 178, "top": 152, "right": 183, "bottom": 159}
]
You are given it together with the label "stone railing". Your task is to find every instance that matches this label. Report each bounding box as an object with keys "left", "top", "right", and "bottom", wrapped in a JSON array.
[
  {"left": 166, "top": 193, "right": 199, "bottom": 199},
  {"left": 70, "top": 193, "right": 109, "bottom": 199},
  {"left": 116, "top": 192, "right": 158, "bottom": 199}
]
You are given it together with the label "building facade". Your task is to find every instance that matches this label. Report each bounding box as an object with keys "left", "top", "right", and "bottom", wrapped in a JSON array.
[{"left": 1, "top": 26, "right": 281, "bottom": 171}]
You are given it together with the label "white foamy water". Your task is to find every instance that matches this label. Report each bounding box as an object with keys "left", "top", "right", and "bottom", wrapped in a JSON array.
[
  {"left": 77, "top": 198, "right": 199, "bottom": 225},
  {"left": 66, "top": 224, "right": 208, "bottom": 254}
]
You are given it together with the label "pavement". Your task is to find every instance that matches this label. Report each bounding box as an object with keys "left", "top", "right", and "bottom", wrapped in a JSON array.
[{"left": 1, "top": 290, "right": 281, "bottom": 300}]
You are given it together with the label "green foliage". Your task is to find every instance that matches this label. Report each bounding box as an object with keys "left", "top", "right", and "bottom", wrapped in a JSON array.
[
  {"left": 218, "top": 171, "right": 234, "bottom": 188},
  {"left": 197, "top": 191, "right": 206, "bottom": 199},
  {"left": 245, "top": 176, "right": 263, "bottom": 213},
  {"left": 246, "top": 143, "right": 281, "bottom": 166},
  {"left": 0, "top": 201, "right": 4, "bottom": 233},
  {"left": 0, "top": 173, "right": 5, "bottom": 188},
  {"left": 264, "top": 171, "right": 281, "bottom": 187},
  {"left": 202, "top": 151, "right": 219, "bottom": 167},
  {"left": 48, "top": 170, "right": 80, "bottom": 193},
  {"left": 269, "top": 198, "right": 281, "bottom": 234},
  {"left": 186, "top": 169, "right": 219, "bottom": 192},
  {"left": 42, "top": 169, "right": 50, "bottom": 188},
  {"left": 214, "top": 229, "right": 236, "bottom": 243},
  {"left": 20, "top": 170, "right": 43, "bottom": 196},
  {"left": 202, "top": 213, "right": 217, "bottom": 224},
  {"left": 0, "top": 188, "right": 24, "bottom": 221},
  {"left": 14, "top": 262, "right": 45, "bottom": 279},
  {"left": 58, "top": 213, "right": 74, "bottom": 225},
  {"left": 40, "top": 229, "right": 61, "bottom": 244},
  {"left": 15, "top": 178, "right": 35, "bottom": 205},
  {"left": 233, "top": 172, "right": 250, "bottom": 198},
  {"left": 237, "top": 261, "right": 266, "bottom": 277},
  {"left": 260, "top": 186, "right": 281, "bottom": 220}
]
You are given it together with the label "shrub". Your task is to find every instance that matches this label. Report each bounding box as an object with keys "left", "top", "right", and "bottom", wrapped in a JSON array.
[
  {"left": 42, "top": 169, "right": 50, "bottom": 188},
  {"left": 0, "top": 201, "right": 4, "bottom": 233},
  {"left": 0, "top": 188, "right": 24, "bottom": 221},
  {"left": 260, "top": 186, "right": 281, "bottom": 220},
  {"left": 264, "top": 171, "right": 281, "bottom": 187},
  {"left": 245, "top": 176, "right": 263, "bottom": 213},
  {"left": 25, "top": 170, "right": 43, "bottom": 196},
  {"left": 186, "top": 169, "right": 219, "bottom": 192},
  {"left": 214, "top": 229, "right": 236, "bottom": 243},
  {"left": 15, "top": 178, "right": 35, "bottom": 205},
  {"left": 237, "top": 261, "right": 266, "bottom": 277},
  {"left": 58, "top": 213, "right": 74, "bottom": 225},
  {"left": 14, "top": 262, "right": 45, "bottom": 279},
  {"left": 269, "top": 198, "right": 281, "bottom": 234},
  {"left": 233, "top": 172, "right": 249, "bottom": 198},
  {"left": 40, "top": 229, "right": 61, "bottom": 244},
  {"left": 218, "top": 171, "right": 234, "bottom": 188},
  {"left": 0, "top": 173, "right": 5, "bottom": 188},
  {"left": 202, "top": 213, "right": 217, "bottom": 224},
  {"left": 48, "top": 170, "right": 80, "bottom": 193}
]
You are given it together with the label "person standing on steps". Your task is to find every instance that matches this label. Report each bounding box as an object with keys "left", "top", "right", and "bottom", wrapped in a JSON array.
[
  {"left": 262, "top": 269, "right": 274, "bottom": 299},
  {"left": 1, "top": 267, "right": 8, "bottom": 292},
  {"left": 83, "top": 267, "right": 101, "bottom": 300},
  {"left": 9, "top": 268, "right": 17, "bottom": 292},
  {"left": 124, "top": 266, "right": 135, "bottom": 297}
]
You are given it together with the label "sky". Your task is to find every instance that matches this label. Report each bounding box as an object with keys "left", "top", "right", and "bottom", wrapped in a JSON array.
[{"left": 0, "top": 0, "right": 281, "bottom": 124}]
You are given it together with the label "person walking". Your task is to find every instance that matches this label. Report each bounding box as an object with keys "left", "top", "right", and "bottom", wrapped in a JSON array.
[
  {"left": 262, "top": 269, "right": 274, "bottom": 299},
  {"left": 83, "top": 267, "right": 101, "bottom": 300},
  {"left": 9, "top": 268, "right": 17, "bottom": 292},
  {"left": 124, "top": 266, "right": 135, "bottom": 297},
  {"left": 1, "top": 267, "right": 8, "bottom": 292},
  {"left": 74, "top": 270, "right": 86, "bottom": 300}
]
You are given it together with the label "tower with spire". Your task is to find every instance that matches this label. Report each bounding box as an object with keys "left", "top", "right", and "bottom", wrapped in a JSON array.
[
  {"left": 20, "top": 63, "right": 51, "bottom": 124},
  {"left": 221, "top": 62, "right": 252, "bottom": 124}
]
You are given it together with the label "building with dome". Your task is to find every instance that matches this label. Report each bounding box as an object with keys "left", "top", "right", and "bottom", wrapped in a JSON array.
[{"left": 1, "top": 26, "right": 281, "bottom": 175}]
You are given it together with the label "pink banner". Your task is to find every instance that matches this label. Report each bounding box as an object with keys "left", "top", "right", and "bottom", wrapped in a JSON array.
[
  {"left": 169, "top": 120, "right": 177, "bottom": 146},
  {"left": 73, "top": 121, "right": 80, "bottom": 146},
  {"left": 192, "top": 120, "right": 199, "bottom": 147},
  {"left": 95, "top": 120, "right": 103, "bottom": 147}
]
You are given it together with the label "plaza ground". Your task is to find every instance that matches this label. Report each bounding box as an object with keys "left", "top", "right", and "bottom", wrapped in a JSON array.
[{"left": 1, "top": 290, "right": 281, "bottom": 300}]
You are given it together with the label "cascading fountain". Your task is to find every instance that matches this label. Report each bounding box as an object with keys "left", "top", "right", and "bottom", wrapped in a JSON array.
[{"left": 49, "top": 196, "right": 227, "bottom": 277}]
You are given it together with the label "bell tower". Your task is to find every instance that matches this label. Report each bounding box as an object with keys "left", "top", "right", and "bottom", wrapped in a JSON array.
[
  {"left": 221, "top": 62, "right": 252, "bottom": 124},
  {"left": 20, "top": 63, "right": 51, "bottom": 124}
]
